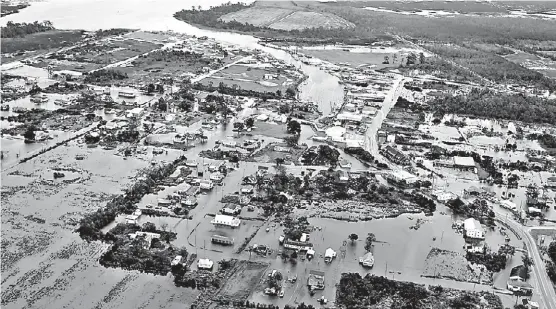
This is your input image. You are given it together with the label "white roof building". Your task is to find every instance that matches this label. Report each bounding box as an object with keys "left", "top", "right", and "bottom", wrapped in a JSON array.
[
  {"left": 463, "top": 218, "right": 485, "bottom": 239},
  {"left": 211, "top": 214, "right": 241, "bottom": 228},
  {"left": 197, "top": 258, "right": 214, "bottom": 270},
  {"left": 325, "top": 248, "right": 336, "bottom": 259},
  {"left": 453, "top": 156, "right": 476, "bottom": 168}
]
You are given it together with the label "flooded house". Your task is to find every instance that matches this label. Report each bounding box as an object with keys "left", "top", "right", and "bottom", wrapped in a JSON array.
[
  {"left": 324, "top": 248, "right": 336, "bottom": 263},
  {"left": 381, "top": 145, "right": 410, "bottom": 165},
  {"left": 211, "top": 235, "right": 234, "bottom": 246},
  {"left": 307, "top": 270, "right": 325, "bottom": 291},
  {"left": 359, "top": 252, "right": 375, "bottom": 268},
  {"left": 453, "top": 156, "right": 476, "bottom": 172},
  {"left": 284, "top": 240, "right": 313, "bottom": 251},
  {"left": 463, "top": 218, "right": 485, "bottom": 240},
  {"left": 211, "top": 214, "right": 241, "bottom": 228}
]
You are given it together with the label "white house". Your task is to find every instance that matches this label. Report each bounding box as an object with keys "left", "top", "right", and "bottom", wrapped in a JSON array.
[
  {"left": 324, "top": 248, "right": 336, "bottom": 263},
  {"left": 211, "top": 214, "right": 241, "bottom": 228},
  {"left": 197, "top": 258, "right": 214, "bottom": 270},
  {"left": 463, "top": 218, "right": 485, "bottom": 239}
]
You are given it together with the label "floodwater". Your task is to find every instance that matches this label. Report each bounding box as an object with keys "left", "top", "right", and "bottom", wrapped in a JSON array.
[{"left": 0, "top": 1, "right": 525, "bottom": 308}]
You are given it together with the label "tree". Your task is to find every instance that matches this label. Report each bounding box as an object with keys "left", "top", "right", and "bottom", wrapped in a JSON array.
[
  {"left": 245, "top": 117, "right": 254, "bottom": 128},
  {"left": 287, "top": 120, "right": 301, "bottom": 135},
  {"left": 419, "top": 52, "right": 425, "bottom": 64},
  {"left": 160, "top": 222, "right": 169, "bottom": 232},
  {"left": 275, "top": 158, "right": 285, "bottom": 166},
  {"left": 233, "top": 122, "right": 244, "bottom": 132},
  {"left": 284, "top": 135, "right": 299, "bottom": 147},
  {"left": 365, "top": 233, "right": 376, "bottom": 252},
  {"left": 286, "top": 87, "right": 296, "bottom": 98},
  {"left": 407, "top": 53, "right": 417, "bottom": 65},
  {"left": 348, "top": 233, "right": 358, "bottom": 243},
  {"left": 147, "top": 83, "right": 155, "bottom": 94},
  {"left": 142, "top": 222, "right": 156, "bottom": 232},
  {"left": 276, "top": 90, "right": 282, "bottom": 97},
  {"left": 498, "top": 244, "right": 515, "bottom": 258},
  {"left": 383, "top": 55, "right": 389, "bottom": 64},
  {"left": 23, "top": 126, "right": 36, "bottom": 141}
]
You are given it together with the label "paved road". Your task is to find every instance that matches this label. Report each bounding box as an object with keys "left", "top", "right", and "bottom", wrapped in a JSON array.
[
  {"left": 495, "top": 211, "right": 556, "bottom": 309},
  {"left": 364, "top": 75, "right": 405, "bottom": 167}
]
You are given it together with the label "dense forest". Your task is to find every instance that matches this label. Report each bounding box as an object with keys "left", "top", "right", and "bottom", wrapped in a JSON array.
[
  {"left": 83, "top": 69, "right": 128, "bottom": 84},
  {"left": 1, "top": 21, "right": 55, "bottom": 38},
  {"left": 336, "top": 273, "right": 503, "bottom": 309},
  {"left": 1, "top": 4, "right": 29, "bottom": 17},
  {"left": 428, "top": 89, "right": 556, "bottom": 125},
  {"left": 425, "top": 43, "right": 556, "bottom": 91}
]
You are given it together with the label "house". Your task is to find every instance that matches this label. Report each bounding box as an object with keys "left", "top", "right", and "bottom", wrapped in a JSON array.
[
  {"left": 324, "top": 248, "right": 336, "bottom": 263},
  {"left": 274, "top": 145, "right": 291, "bottom": 153},
  {"left": 547, "top": 176, "right": 556, "bottom": 189},
  {"left": 211, "top": 214, "right": 241, "bottom": 228},
  {"left": 359, "top": 252, "right": 374, "bottom": 268},
  {"left": 307, "top": 270, "right": 325, "bottom": 290},
  {"left": 284, "top": 239, "right": 313, "bottom": 251},
  {"left": 521, "top": 299, "right": 540, "bottom": 309},
  {"left": 507, "top": 279, "right": 533, "bottom": 295},
  {"left": 453, "top": 156, "right": 476, "bottom": 171},
  {"left": 171, "top": 255, "right": 183, "bottom": 266},
  {"left": 129, "top": 231, "right": 160, "bottom": 249},
  {"left": 463, "top": 218, "right": 485, "bottom": 239},
  {"left": 197, "top": 258, "right": 214, "bottom": 270},
  {"left": 126, "top": 214, "right": 139, "bottom": 225},
  {"left": 509, "top": 265, "right": 528, "bottom": 281},
  {"left": 221, "top": 204, "right": 242, "bottom": 216},
  {"left": 381, "top": 145, "right": 410, "bottom": 165}
]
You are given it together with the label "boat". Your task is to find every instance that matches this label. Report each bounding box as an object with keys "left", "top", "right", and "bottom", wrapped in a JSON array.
[{"left": 118, "top": 91, "right": 136, "bottom": 98}]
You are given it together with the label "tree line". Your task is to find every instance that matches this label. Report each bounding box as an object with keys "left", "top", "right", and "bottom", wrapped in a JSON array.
[
  {"left": 1, "top": 21, "right": 55, "bottom": 38},
  {"left": 427, "top": 88, "right": 556, "bottom": 125}
]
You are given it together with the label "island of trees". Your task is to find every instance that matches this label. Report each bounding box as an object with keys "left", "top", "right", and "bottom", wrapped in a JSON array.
[{"left": 1, "top": 21, "right": 55, "bottom": 38}]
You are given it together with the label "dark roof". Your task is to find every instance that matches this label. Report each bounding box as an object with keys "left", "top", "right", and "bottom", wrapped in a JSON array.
[{"left": 510, "top": 265, "right": 527, "bottom": 280}]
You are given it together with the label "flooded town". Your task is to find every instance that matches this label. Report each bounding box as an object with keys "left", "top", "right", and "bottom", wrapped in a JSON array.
[{"left": 1, "top": 1, "right": 556, "bottom": 309}]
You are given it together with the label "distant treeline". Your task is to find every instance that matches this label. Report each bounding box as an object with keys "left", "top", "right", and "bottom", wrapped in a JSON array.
[
  {"left": 83, "top": 69, "right": 128, "bottom": 84},
  {"left": 1, "top": 21, "right": 55, "bottom": 38},
  {"left": 1, "top": 4, "right": 29, "bottom": 17},
  {"left": 428, "top": 88, "right": 556, "bottom": 125},
  {"left": 425, "top": 43, "right": 556, "bottom": 91},
  {"left": 95, "top": 28, "right": 133, "bottom": 37}
]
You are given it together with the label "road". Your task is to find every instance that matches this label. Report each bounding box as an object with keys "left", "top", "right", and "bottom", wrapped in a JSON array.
[
  {"left": 494, "top": 211, "right": 556, "bottom": 309},
  {"left": 190, "top": 55, "right": 253, "bottom": 83},
  {"left": 364, "top": 75, "right": 405, "bottom": 166}
]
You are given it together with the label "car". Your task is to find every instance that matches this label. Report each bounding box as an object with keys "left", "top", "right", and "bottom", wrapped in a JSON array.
[
  {"left": 279, "top": 290, "right": 284, "bottom": 298},
  {"left": 145, "top": 204, "right": 153, "bottom": 209}
]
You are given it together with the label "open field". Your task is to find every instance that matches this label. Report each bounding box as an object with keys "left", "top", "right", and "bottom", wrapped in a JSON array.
[
  {"left": 300, "top": 48, "right": 398, "bottom": 69},
  {"left": 199, "top": 64, "right": 298, "bottom": 93},
  {"left": 220, "top": 7, "right": 293, "bottom": 28},
  {"left": 215, "top": 260, "right": 269, "bottom": 301},
  {"left": 218, "top": 4, "right": 354, "bottom": 31},
  {"left": 267, "top": 11, "right": 354, "bottom": 31}
]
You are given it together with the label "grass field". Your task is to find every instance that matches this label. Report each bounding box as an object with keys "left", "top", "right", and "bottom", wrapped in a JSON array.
[
  {"left": 200, "top": 64, "right": 297, "bottom": 93},
  {"left": 219, "top": 3, "right": 353, "bottom": 31},
  {"left": 220, "top": 7, "right": 293, "bottom": 28},
  {"left": 301, "top": 48, "right": 396, "bottom": 69},
  {"left": 216, "top": 260, "right": 269, "bottom": 301},
  {"left": 1, "top": 30, "right": 84, "bottom": 54}
]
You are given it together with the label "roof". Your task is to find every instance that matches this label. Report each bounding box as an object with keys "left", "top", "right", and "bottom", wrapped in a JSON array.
[
  {"left": 325, "top": 248, "right": 336, "bottom": 258},
  {"left": 463, "top": 218, "right": 484, "bottom": 232},
  {"left": 508, "top": 279, "right": 533, "bottom": 289},
  {"left": 453, "top": 156, "right": 475, "bottom": 167},
  {"left": 197, "top": 259, "right": 214, "bottom": 268},
  {"left": 211, "top": 214, "right": 241, "bottom": 227},
  {"left": 361, "top": 252, "right": 374, "bottom": 262},
  {"left": 337, "top": 113, "right": 363, "bottom": 122}
]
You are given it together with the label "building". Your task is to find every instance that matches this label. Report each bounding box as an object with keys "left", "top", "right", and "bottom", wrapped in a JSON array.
[
  {"left": 221, "top": 204, "right": 242, "bottom": 216},
  {"left": 453, "top": 156, "right": 476, "bottom": 171},
  {"left": 284, "top": 240, "right": 313, "bottom": 251},
  {"left": 129, "top": 231, "right": 160, "bottom": 249},
  {"left": 171, "top": 255, "right": 183, "bottom": 266},
  {"left": 381, "top": 145, "right": 410, "bottom": 165},
  {"left": 211, "top": 214, "right": 241, "bottom": 228},
  {"left": 463, "top": 218, "right": 485, "bottom": 239},
  {"left": 324, "top": 248, "right": 336, "bottom": 263},
  {"left": 211, "top": 235, "right": 234, "bottom": 246},
  {"left": 547, "top": 176, "right": 556, "bottom": 189},
  {"left": 507, "top": 279, "right": 533, "bottom": 295},
  {"left": 307, "top": 270, "right": 325, "bottom": 290},
  {"left": 197, "top": 258, "right": 214, "bottom": 270},
  {"left": 359, "top": 252, "right": 374, "bottom": 268}
]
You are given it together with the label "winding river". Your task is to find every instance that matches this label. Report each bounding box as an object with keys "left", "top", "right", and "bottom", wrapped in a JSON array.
[{"left": 0, "top": 0, "right": 343, "bottom": 115}]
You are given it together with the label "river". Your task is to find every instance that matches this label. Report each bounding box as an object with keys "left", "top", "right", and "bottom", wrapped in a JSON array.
[{"left": 0, "top": 0, "right": 344, "bottom": 115}]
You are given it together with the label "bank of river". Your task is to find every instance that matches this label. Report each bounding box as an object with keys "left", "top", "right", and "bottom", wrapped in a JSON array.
[{"left": 0, "top": 0, "right": 343, "bottom": 116}]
